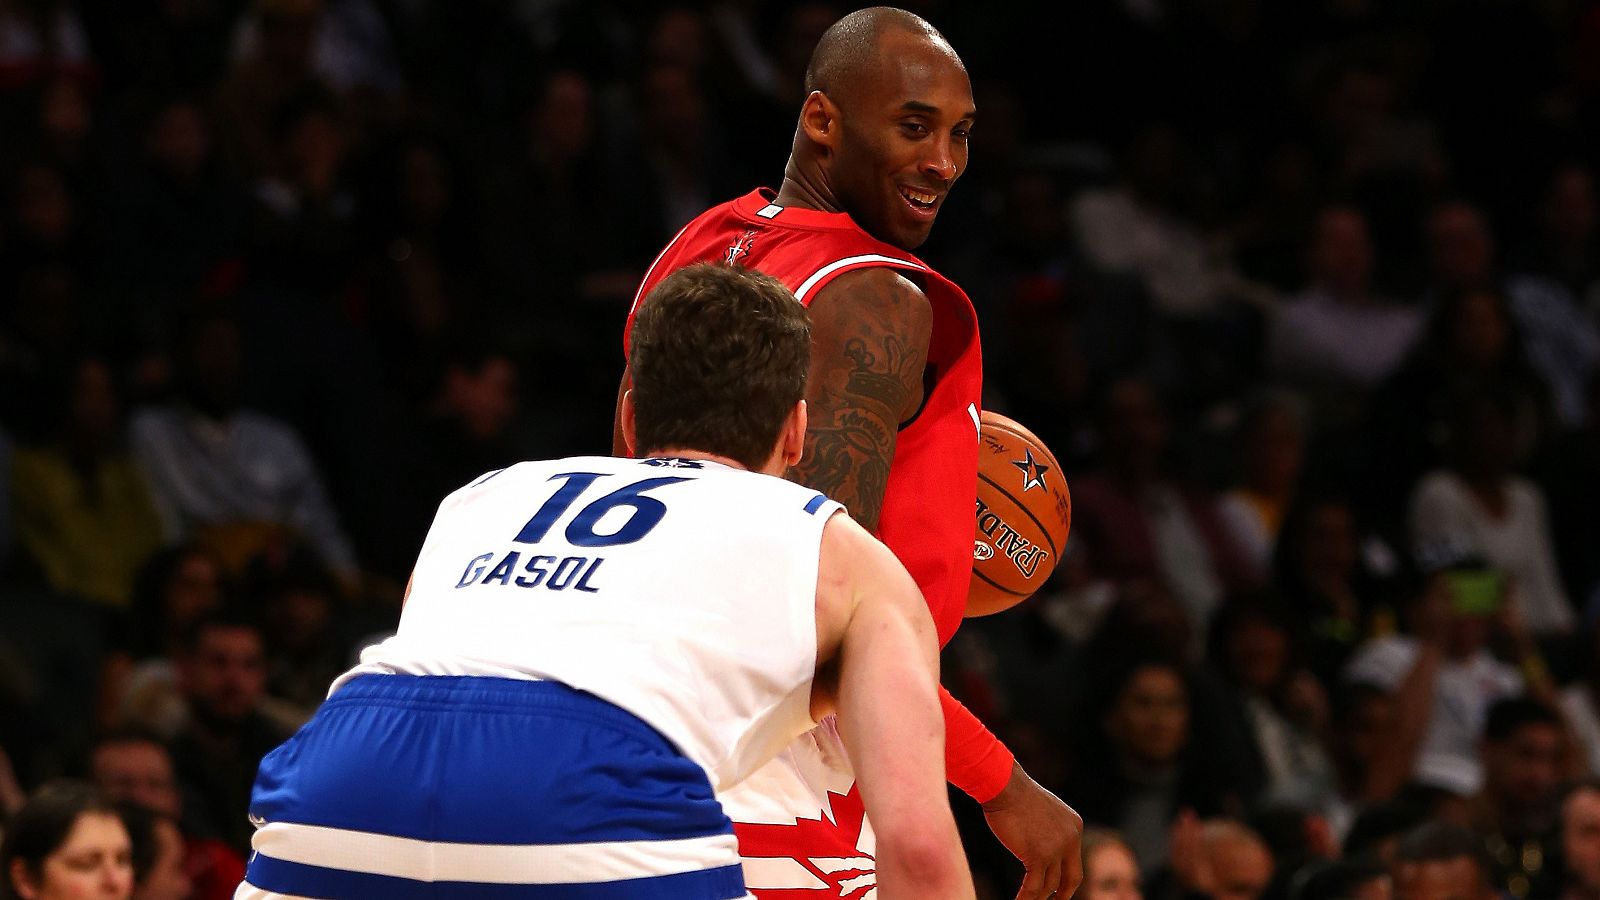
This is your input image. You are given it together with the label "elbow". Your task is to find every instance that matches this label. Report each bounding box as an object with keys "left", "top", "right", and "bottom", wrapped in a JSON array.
[{"left": 874, "top": 827, "right": 971, "bottom": 895}]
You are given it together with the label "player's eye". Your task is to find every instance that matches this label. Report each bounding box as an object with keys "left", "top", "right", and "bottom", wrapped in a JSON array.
[{"left": 900, "top": 121, "right": 929, "bottom": 137}]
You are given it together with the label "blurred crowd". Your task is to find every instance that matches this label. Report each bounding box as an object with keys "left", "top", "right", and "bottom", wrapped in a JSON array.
[{"left": 1, "top": 0, "right": 1599, "bottom": 898}]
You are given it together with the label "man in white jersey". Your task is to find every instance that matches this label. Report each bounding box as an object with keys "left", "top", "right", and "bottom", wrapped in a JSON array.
[{"left": 234, "top": 263, "right": 974, "bottom": 899}]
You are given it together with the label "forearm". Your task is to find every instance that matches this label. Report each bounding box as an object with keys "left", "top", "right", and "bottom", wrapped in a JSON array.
[{"left": 941, "top": 686, "right": 1016, "bottom": 802}]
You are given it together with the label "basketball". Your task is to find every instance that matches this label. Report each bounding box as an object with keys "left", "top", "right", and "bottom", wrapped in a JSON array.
[{"left": 968, "top": 411, "right": 1071, "bottom": 617}]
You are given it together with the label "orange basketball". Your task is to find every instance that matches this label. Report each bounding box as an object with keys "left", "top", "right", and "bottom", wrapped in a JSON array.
[{"left": 968, "top": 411, "right": 1071, "bottom": 617}]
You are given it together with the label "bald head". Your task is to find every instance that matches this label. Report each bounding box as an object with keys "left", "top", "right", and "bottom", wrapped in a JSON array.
[
  {"left": 782, "top": 6, "right": 973, "bottom": 249},
  {"left": 804, "top": 7, "right": 962, "bottom": 109}
]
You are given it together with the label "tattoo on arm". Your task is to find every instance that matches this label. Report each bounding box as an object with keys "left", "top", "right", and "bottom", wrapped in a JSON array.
[{"left": 791, "top": 272, "right": 930, "bottom": 532}]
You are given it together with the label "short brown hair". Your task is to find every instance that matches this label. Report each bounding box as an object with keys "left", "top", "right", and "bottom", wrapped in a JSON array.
[{"left": 629, "top": 264, "right": 810, "bottom": 469}]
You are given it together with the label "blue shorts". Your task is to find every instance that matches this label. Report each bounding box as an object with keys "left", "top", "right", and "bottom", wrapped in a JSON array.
[{"left": 240, "top": 674, "right": 746, "bottom": 899}]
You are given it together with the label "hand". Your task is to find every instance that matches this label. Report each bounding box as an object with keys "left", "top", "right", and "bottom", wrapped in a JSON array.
[
  {"left": 1167, "top": 809, "right": 1215, "bottom": 895},
  {"left": 981, "top": 762, "right": 1082, "bottom": 900}
]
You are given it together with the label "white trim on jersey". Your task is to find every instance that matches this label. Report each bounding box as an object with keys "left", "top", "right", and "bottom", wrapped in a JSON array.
[
  {"left": 249, "top": 822, "right": 741, "bottom": 885},
  {"left": 630, "top": 220, "right": 699, "bottom": 315},
  {"left": 793, "top": 254, "right": 927, "bottom": 303}
]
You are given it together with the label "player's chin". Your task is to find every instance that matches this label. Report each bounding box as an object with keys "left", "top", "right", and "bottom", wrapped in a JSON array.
[{"left": 886, "top": 216, "right": 936, "bottom": 250}]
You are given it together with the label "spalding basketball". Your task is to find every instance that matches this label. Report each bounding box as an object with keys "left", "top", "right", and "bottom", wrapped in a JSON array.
[{"left": 968, "top": 411, "right": 1071, "bottom": 617}]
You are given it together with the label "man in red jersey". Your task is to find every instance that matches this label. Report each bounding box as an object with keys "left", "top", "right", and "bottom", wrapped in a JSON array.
[{"left": 615, "top": 8, "right": 1081, "bottom": 899}]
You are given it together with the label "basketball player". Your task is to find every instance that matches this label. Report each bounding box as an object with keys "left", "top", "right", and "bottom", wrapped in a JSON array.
[
  {"left": 615, "top": 8, "right": 1081, "bottom": 899},
  {"left": 234, "top": 265, "right": 974, "bottom": 899}
]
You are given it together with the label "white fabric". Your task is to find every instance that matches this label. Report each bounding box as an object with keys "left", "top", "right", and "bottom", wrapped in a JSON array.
[
  {"left": 1216, "top": 490, "right": 1274, "bottom": 581},
  {"left": 1267, "top": 289, "right": 1422, "bottom": 388},
  {"left": 243, "top": 821, "right": 739, "bottom": 883},
  {"left": 1409, "top": 470, "right": 1575, "bottom": 634},
  {"left": 1560, "top": 683, "right": 1600, "bottom": 776},
  {"left": 341, "top": 456, "right": 836, "bottom": 793},
  {"left": 1343, "top": 635, "right": 1523, "bottom": 794},
  {"left": 794, "top": 254, "right": 924, "bottom": 302}
]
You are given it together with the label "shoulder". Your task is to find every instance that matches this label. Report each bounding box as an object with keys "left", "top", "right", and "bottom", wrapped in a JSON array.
[
  {"left": 820, "top": 511, "right": 915, "bottom": 593},
  {"left": 809, "top": 267, "right": 933, "bottom": 331}
]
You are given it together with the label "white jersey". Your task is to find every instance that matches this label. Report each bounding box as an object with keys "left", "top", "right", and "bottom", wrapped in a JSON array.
[{"left": 340, "top": 455, "right": 841, "bottom": 793}]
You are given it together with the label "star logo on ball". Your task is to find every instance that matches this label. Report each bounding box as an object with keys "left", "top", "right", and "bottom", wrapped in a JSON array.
[{"left": 1011, "top": 449, "right": 1050, "bottom": 492}]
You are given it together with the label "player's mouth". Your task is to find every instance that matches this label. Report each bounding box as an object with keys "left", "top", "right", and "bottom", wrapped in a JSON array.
[{"left": 898, "top": 185, "right": 943, "bottom": 219}]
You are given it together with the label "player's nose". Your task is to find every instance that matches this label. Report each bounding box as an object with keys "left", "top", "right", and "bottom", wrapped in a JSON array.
[{"left": 918, "top": 135, "right": 957, "bottom": 183}]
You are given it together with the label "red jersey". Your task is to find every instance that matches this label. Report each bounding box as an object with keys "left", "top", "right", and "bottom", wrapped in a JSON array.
[{"left": 625, "top": 188, "right": 982, "bottom": 645}]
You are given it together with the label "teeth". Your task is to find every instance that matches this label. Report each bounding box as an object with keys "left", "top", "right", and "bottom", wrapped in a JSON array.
[{"left": 902, "top": 188, "right": 937, "bottom": 206}]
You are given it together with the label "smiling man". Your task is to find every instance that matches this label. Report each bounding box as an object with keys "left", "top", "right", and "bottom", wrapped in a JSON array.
[{"left": 616, "top": 7, "right": 1080, "bottom": 899}]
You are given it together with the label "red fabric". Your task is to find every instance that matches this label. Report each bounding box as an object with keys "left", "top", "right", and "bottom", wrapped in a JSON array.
[
  {"left": 941, "top": 686, "right": 1015, "bottom": 803},
  {"left": 734, "top": 786, "right": 875, "bottom": 898},
  {"left": 626, "top": 188, "right": 983, "bottom": 644},
  {"left": 624, "top": 191, "right": 1016, "bottom": 872},
  {"left": 184, "top": 836, "right": 245, "bottom": 900}
]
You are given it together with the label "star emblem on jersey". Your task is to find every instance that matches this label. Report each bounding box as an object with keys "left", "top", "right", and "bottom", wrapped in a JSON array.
[
  {"left": 643, "top": 457, "right": 704, "bottom": 469},
  {"left": 1011, "top": 449, "right": 1050, "bottom": 492},
  {"left": 725, "top": 229, "right": 757, "bottom": 265}
]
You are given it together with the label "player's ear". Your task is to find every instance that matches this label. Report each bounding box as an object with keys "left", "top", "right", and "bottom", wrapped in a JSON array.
[
  {"left": 800, "top": 91, "right": 839, "bottom": 150},
  {"left": 620, "top": 389, "right": 639, "bottom": 456},
  {"left": 782, "top": 399, "right": 807, "bottom": 468}
]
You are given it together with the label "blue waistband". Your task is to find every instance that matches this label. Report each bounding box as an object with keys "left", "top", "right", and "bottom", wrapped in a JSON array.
[{"left": 327, "top": 674, "right": 670, "bottom": 749}]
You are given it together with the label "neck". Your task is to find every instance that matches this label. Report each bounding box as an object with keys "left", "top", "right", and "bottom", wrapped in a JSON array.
[
  {"left": 642, "top": 448, "right": 751, "bottom": 472},
  {"left": 775, "top": 156, "right": 839, "bottom": 214}
]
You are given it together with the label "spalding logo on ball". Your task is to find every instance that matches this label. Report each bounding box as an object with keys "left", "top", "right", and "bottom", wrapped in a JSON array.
[{"left": 968, "top": 411, "right": 1072, "bottom": 617}]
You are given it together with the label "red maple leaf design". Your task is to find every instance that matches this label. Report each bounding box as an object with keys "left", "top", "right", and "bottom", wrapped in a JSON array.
[{"left": 736, "top": 786, "right": 876, "bottom": 898}]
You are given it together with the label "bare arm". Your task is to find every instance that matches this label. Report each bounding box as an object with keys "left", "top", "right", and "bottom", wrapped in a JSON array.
[
  {"left": 817, "top": 515, "right": 974, "bottom": 899},
  {"left": 791, "top": 270, "right": 931, "bottom": 532}
]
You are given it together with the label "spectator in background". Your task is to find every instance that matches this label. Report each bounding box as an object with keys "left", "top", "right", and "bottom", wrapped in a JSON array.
[
  {"left": 1472, "top": 699, "right": 1566, "bottom": 898},
  {"left": 1209, "top": 594, "right": 1337, "bottom": 816},
  {"left": 1291, "top": 857, "right": 1392, "bottom": 900},
  {"left": 129, "top": 307, "right": 357, "bottom": 584},
  {"left": 1268, "top": 205, "right": 1422, "bottom": 404},
  {"left": 1067, "top": 658, "right": 1248, "bottom": 876},
  {"left": 249, "top": 546, "right": 344, "bottom": 729},
  {"left": 100, "top": 545, "right": 226, "bottom": 738},
  {"left": 1562, "top": 620, "right": 1600, "bottom": 776},
  {"left": 1424, "top": 199, "right": 1599, "bottom": 428},
  {"left": 1070, "top": 123, "right": 1244, "bottom": 318},
  {"left": 9, "top": 355, "right": 162, "bottom": 609},
  {"left": 1554, "top": 779, "right": 1600, "bottom": 900},
  {"left": 117, "top": 803, "right": 192, "bottom": 900},
  {"left": 104, "top": 94, "right": 247, "bottom": 369},
  {"left": 1272, "top": 493, "right": 1391, "bottom": 685},
  {"left": 1344, "top": 567, "right": 1526, "bottom": 796},
  {"left": 367, "top": 344, "right": 517, "bottom": 581},
  {"left": 1218, "top": 392, "right": 1307, "bottom": 582},
  {"left": 1326, "top": 679, "right": 1433, "bottom": 848},
  {"left": 211, "top": 0, "right": 325, "bottom": 180},
  {"left": 1082, "top": 827, "right": 1144, "bottom": 900},
  {"left": 1163, "top": 815, "right": 1274, "bottom": 900},
  {"left": 1368, "top": 285, "right": 1557, "bottom": 531},
  {"left": 88, "top": 731, "right": 244, "bottom": 900},
  {"left": 1517, "top": 164, "right": 1600, "bottom": 315},
  {"left": 1391, "top": 822, "right": 1497, "bottom": 900},
  {"left": 245, "top": 83, "right": 358, "bottom": 299},
  {"left": 0, "top": 780, "right": 133, "bottom": 900},
  {"left": 168, "top": 612, "right": 287, "bottom": 855},
  {"left": 1409, "top": 389, "right": 1573, "bottom": 637},
  {"left": 0, "top": 0, "right": 94, "bottom": 89},
  {"left": 1074, "top": 377, "right": 1255, "bottom": 644}
]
